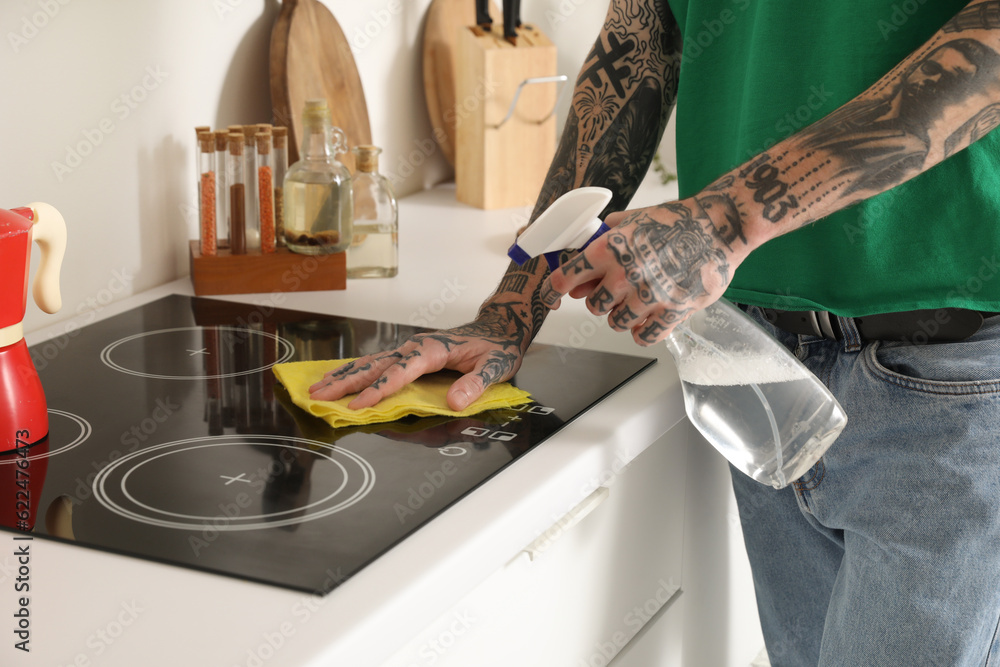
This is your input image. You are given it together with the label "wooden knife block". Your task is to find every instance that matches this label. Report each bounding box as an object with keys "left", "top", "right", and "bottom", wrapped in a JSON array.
[
  {"left": 188, "top": 241, "right": 346, "bottom": 295},
  {"left": 455, "top": 23, "right": 558, "bottom": 210}
]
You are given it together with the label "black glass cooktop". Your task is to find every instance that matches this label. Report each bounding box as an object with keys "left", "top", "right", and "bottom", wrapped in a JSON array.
[{"left": 0, "top": 295, "right": 654, "bottom": 594}]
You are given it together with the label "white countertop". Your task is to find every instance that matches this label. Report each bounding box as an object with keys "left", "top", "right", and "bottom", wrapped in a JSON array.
[{"left": 9, "top": 185, "right": 685, "bottom": 667}]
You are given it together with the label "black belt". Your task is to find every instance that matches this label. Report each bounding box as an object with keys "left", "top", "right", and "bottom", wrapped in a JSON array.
[{"left": 761, "top": 308, "right": 997, "bottom": 342}]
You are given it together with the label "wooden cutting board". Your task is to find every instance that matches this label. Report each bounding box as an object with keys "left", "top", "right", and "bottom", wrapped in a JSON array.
[
  {"left": 422, "top": 0, "right": 501, "bottom": 167},
  {"left": 270, "top": 0, "right": 372, "bottom": 171}
]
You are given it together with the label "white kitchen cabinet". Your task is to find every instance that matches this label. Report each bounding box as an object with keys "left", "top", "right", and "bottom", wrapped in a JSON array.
[{"left": 381, "top": 421, "right": 689, "bottom": 667}]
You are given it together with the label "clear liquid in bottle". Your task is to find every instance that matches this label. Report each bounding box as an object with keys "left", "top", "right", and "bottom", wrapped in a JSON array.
[{"left": 667, "top": 300, "right": 848, "bottom": 488}]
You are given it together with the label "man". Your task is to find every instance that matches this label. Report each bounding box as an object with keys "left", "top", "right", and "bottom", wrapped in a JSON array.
[{"left": 313, "top": 1, "right": 1000, "bottom": 663}]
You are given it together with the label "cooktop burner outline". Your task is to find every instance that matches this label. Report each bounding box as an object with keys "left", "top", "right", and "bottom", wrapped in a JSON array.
[
  {"left": 0, "top": 409, "right": 91, "bottom": 464},
  {"left": 93, "top": 435, "right": 376, "bottom": 530},
  {"left": 99, "top": 326, "right": 295, "bottom": 380}
]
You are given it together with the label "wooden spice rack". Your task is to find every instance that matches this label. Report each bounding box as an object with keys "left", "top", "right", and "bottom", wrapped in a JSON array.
[{"left": 188, "top": 240, "right": 346, "bottom": 295}]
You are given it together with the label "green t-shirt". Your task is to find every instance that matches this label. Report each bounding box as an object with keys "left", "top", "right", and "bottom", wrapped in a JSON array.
[{"left": 666, "top": 0, "right": 1000, "bottom": 316}]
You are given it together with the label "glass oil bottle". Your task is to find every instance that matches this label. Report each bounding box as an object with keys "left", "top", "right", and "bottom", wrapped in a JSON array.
[
  {"left": 348, "top": 145, "right": 398, "bottom": 278},
  {"left": 282, "top": 99, "right": 352, "bottom": 255}
]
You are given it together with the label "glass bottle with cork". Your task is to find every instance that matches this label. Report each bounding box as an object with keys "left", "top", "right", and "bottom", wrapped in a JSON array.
[
  {"left": 348, "top": 145, "right": 398, "bottom": 278},
  {"left": 242, "top": 126, "right": 260, "bottom": 252},
  {"left": 282, "top": 99, "right": 352, "bottom": 255},
  {"left": 256, "top": 129, "right": 276, "bottom": 254},
  {"left": 227, "top": 131, "right": 246, "bottom": 255},
  {"left": 214, "top": 130, "right": 229, "bottom": 248},
  {"left": 198, "top": 131, "right": 217, "bottom": 256}
]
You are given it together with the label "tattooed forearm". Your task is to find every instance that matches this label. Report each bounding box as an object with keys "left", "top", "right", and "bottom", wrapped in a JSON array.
[
  {"left": 944, "top": 102, "right": 1000, "bottom": 155},
  {"left": 944, "top": 2, "right": 1000, "bottom": 32},
  {"left": 532, "top": 0, "right": 681, "bottom": 224},
  {"left": 715, "top": 7, "right": 1000, "bottom": 239}
]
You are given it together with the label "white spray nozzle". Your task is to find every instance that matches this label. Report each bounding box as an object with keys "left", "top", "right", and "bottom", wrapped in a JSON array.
[{"left": 508, "top": 187, "right": 613, "bottom": 271}]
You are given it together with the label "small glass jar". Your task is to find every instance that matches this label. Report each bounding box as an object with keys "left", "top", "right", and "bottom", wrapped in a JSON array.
[
  {"left": 214, "top": 130, "right": 229, "bottom": 248},
  {"left": 227, "top": 132, "right": 246, "bottom": 255},
  {"left": 282, "top": 99, "right": 353, "bottom": 255},
  {"left": 348, "top": 145, "right": 398, "bottom": 278},
  {"left": 257, "top": 130, "right": 276, "bottom": 254},
  {"left": 198, "top": 132, "right": 217, "bottom": 256},
  {"left": 242, "top": 126, "right": 260, "bottom": 252}
]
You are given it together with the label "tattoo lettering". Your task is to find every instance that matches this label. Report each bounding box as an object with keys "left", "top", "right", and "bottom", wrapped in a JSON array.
[
  {"left": 638, "top": 318, "right": 668, "bottom": 344},
  {"left": 497, "top": 272, "right": 530, "bottom": 294},
  {"left": 589, "top": 286, "right": 616, "bottom": 313},
  {"left": 738, "top": 154, "right": 799, "bottom": 223},
  {"left": 610, "top": 304, "right": 637, "bottom": 329},
  {"left": 563, "top": 252, "right": 594, "bottom": 276}
]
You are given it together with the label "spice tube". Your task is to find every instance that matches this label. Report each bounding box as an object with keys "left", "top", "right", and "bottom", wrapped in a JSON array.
[
  {"left": 198, "top": 132, "right": 217, "bottom": 256},
  {"left": 257, "top": 131, "right": 276, "bottom": 254},
  {"left": 243, "top": 125, "right": 260, "bottom": 252},
  {"left": 214, "top": 130, "right": 229, "bottom": 248},
  {"left": 227, "top": 132, "right": 246, "bottom": 255},
  {"left": 272, "top": 127, "right": 289, "bottom": 247}
]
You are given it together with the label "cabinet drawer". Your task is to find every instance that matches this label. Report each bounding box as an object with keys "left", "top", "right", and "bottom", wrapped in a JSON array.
[{"left": 381, "top": 422, "right": 689, "bottom": 667}]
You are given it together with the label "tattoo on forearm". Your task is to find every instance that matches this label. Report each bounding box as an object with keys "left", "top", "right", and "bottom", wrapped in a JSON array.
[
  {"left": 531, "top": 0, "right": 681, "bottom": 223},
  {"left": 799, "top": 36, "right": 1000, "bottom": 201},
  {"left": 945, "top": 102, "right": 1000, "bottom": 155},
  {"left": 583, "top": 76, "right": 671, "bottom": 210},
  {"left": 580, "top": 31, "right": 636, "bottom": 97},
  {"left": 944, "top": 2, "right": 1000, "bottom": 32},
  {"left": 497, "top": 272, "right": 530, "bottom": 294},
  {"left": 738, "top": 154, "right": 801, "bottom": 223}
]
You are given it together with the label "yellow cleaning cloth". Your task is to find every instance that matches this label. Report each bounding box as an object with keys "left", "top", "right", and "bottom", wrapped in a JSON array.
[{"left": 273, "top": 359, "right": 532, "bottom": 428}]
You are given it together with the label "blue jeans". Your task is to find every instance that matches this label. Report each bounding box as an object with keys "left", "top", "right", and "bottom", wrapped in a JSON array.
[{"left": 731, "top": 307, "right": 1000, "bottom": 666}]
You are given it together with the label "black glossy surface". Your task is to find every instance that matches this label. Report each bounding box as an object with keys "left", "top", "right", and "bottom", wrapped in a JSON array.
[{"left": 0, "top": 296, "right": 654, "bottom": 594}]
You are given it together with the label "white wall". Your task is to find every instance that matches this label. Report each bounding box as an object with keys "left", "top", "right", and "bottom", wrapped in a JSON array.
[{"left": 2, "top": 0, "right": 674, "bottom": 334}]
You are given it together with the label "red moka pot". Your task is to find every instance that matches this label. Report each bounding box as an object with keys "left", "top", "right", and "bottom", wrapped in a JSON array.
[{"left": 0, "top": 203, "right": 66, "bottom": 531}]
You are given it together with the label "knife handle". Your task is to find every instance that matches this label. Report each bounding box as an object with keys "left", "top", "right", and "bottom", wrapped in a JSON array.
[{"left": 503, "top": 0, "right": 521, "bottom": 41}]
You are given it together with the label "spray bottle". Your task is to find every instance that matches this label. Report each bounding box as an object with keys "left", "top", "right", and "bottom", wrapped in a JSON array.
[{"left": 509, "top": 188, "right": 847, "bottom": 488}]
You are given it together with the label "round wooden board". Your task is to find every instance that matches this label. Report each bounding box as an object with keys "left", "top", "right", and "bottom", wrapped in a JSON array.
[
  {"left": 270, "top": 0, "right": 372, "bottom": 171},
  {"left": 422, "top": 0, "right": 501, "bottom": 167}
]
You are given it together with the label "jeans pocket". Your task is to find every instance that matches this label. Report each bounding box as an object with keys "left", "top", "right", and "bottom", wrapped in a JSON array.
[{"left": 864, "top": 335, "right": 1000, "bottom": 395}]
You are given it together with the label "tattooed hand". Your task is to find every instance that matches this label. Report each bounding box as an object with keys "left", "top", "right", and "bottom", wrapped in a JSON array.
[
  {"left": 539, "top": 193, "right": 750, "bottom": 346},
  {"left": 308, "top": 301, "right": 532, "bottom": 410}
]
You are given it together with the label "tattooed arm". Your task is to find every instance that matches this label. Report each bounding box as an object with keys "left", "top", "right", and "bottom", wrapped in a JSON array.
[
  {"left": 310, "top": 0, "right": 682, "bottom": 408},
  {"left": 543, "top": 0, "right": 1000, "bottom": 345}
]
